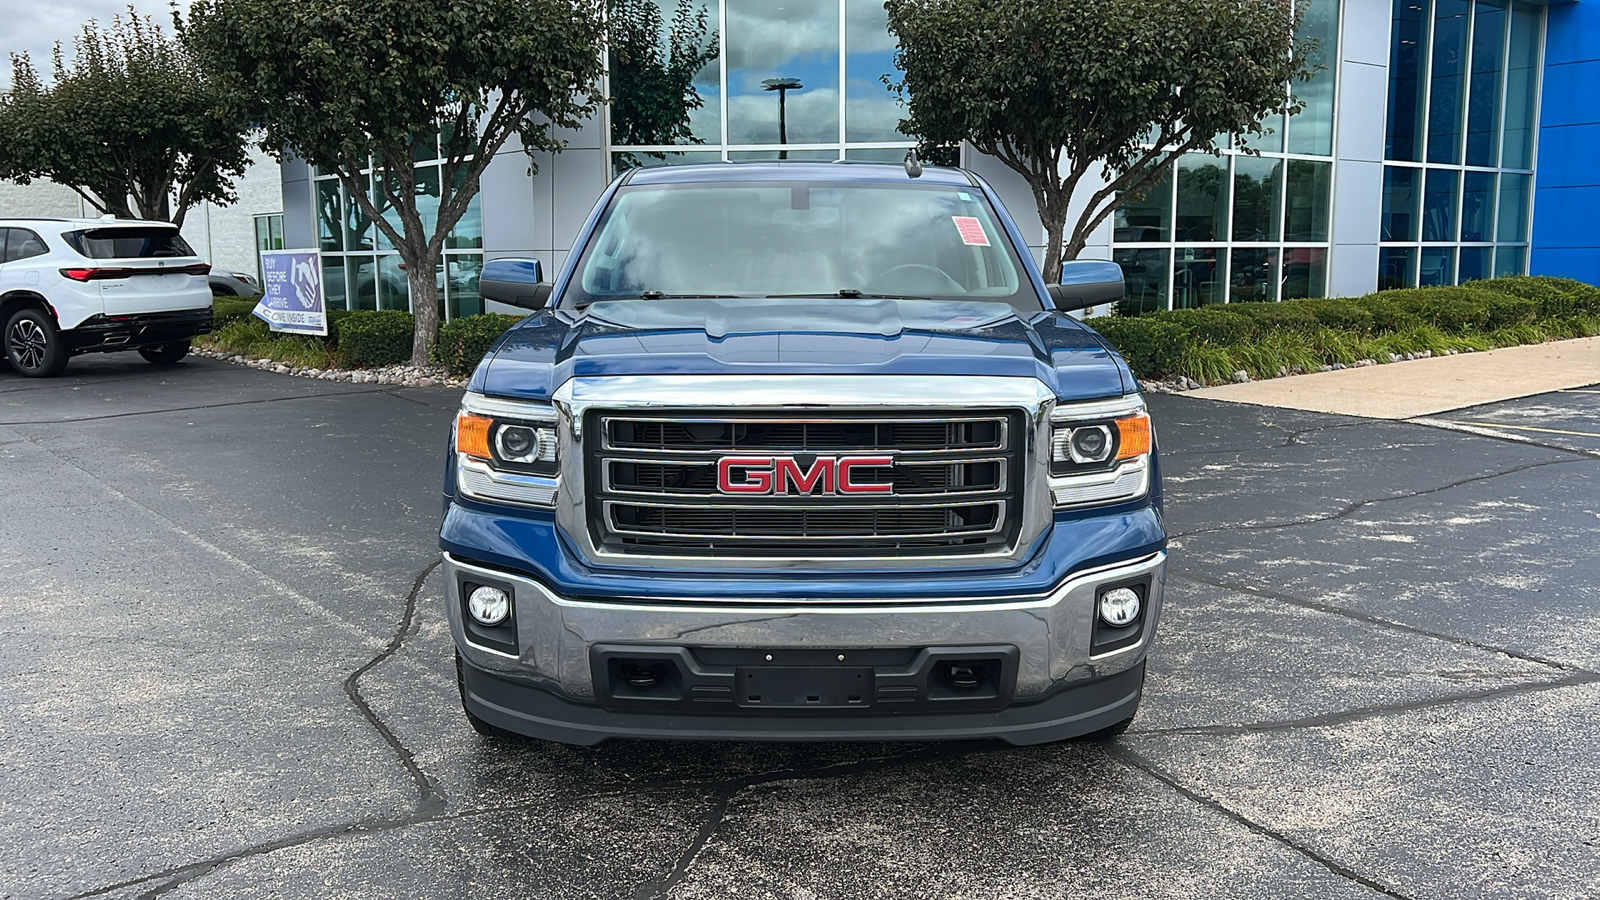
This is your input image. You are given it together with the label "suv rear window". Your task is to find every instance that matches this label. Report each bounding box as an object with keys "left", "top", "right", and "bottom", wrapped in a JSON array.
[{"left": 65, "top": 227, "right": 195, "bottom": 260}]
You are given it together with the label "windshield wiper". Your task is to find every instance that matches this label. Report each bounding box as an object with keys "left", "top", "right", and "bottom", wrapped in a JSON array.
[
  {"left": 767, "top": 290, "right": 932, "bottom": 300},
  {"left": 577, "top": 292, "right": 742, "bottom": 306}
]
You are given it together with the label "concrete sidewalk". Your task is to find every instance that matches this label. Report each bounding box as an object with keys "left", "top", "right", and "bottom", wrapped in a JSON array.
[{"left": 1187, "top": 335, "right": 1600, "bottom": 419}]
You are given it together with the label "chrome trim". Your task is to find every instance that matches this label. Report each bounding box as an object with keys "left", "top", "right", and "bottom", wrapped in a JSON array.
[
  {"left": 457, "top": 457, "right": 558, "bottom": 508},
  {"left": 547, "top": 375, "right": 1123, "bottom": 571},
  {"left": 462, "top": 391, "right": 559, "bottom": 422},
  {"left": 602, "top": 498, "right": 1007, "bottom": 541},
  {"left": 444, "top": 551, "right": 1168, "bottom": 698},
  {"left": 1050, "top": 394, "right": 1146, "bottom": 423},
  {"left": 1049, "top": 458, "right": 1150, "bottom": 508},
  {"left": 600, "top": 455, "right": 1009, "bottom": 499},
  {"left": 599, "top": 414, "right": 1009, "bottom": 455}
]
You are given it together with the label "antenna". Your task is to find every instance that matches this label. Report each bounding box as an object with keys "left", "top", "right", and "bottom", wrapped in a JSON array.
[{"left": 904, "top": 148, "right": 923, "bottom": 179}]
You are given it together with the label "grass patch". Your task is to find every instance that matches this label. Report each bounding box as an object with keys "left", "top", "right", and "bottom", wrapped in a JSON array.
[
  {"left": 1087, "top": 276, "right": 1600, "bottom": 385},
  {"left": 201, "top": 317, "right": 342, "bottom": 369}
]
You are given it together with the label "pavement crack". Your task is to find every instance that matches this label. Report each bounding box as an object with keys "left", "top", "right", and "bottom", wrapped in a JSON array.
[
  {"left": 1170, "top": 568, "right": 1587, "bottom": 673},
  {"left": 1108, "top": 744, "right": 1418, "bottom": 900},
  {"left": 1135, "top": 669, "right": 1600, "bottom": 737},
  {"left": 1170, "top": 457, "right": 1586, "bottom": 539},
  {"left": 636, "top": 786, "right": 737, "bottom": 900},
  {"left": 0, "top": 387, "right": 394, "bottom": 425},
  {"left": 344, "top": 559, "right": 447, "bottom": 814}
]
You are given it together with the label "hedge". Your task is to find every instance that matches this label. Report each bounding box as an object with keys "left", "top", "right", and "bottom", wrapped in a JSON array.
[
  {"left": 211, "top": 297, "right": 258, "bottom": 329},
  {"left": 1086, "top": 276, "right": 1600, "bottom": 384},
  {"left": 337, "top": 310, "right": 416, "bottom": 367},
  {"left": 431, "top": 313, "right": 522, "bottom": 375}
]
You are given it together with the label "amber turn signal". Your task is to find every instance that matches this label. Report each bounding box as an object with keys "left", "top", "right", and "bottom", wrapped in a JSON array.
[
  {"left": 456, "top": 412, "right": 493, "bottom": 460},
  {"left": 1114, "top": 414, "right": 1151, "bottom": 460}
]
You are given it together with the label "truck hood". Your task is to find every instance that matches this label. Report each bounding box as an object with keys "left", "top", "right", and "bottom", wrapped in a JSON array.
[{"left": 473, "top": 297, "right": 1132, "bottom": 402}]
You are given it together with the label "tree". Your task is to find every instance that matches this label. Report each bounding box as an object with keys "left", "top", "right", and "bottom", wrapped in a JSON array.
[
  {"left": 609, "top": 0, "right": 720, "bottom": 160},
  {"left": 0, "top": 10, "right": 252, "bottom": 227},
  {"left": 185, "top": 0, "right": 606, "bottom": 366},
  {"left": 886, "top": 0, "right": 1315, "bottom": 282}
]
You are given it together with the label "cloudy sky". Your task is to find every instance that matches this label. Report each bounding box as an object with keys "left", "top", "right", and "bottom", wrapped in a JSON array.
[{"left": 1, "top": 0, "right": 186, "bottom": 89}]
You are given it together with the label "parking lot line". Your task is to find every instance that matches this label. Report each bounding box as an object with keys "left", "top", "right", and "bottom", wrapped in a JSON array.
[{"left": 1437, "top": 419, "right": 1600, "bottom": 439}]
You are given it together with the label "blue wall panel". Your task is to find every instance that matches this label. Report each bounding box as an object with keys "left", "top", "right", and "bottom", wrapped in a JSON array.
[{"left": 1531, "top": 1, "right": 1600, "bottom": 283}]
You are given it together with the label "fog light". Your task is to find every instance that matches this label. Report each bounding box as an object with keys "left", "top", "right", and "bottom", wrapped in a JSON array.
[
  {"left": 1098, "top": 587, "right": 1141, "bottom": 627},
  {"left": 467, "top": 585, "right": 510, "bottom": 626}
]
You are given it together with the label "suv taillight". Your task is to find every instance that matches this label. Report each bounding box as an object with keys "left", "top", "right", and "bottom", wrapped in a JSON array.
[{"left": 60, "top": 263, "right": 211, "bottom": 281}]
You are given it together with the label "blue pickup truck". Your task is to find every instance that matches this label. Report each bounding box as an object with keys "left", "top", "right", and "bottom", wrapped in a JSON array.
[{"left": 440, "top": 161, "right": 1166, "bottom": 746}]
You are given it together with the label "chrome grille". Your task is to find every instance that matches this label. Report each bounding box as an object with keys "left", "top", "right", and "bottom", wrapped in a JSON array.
[{"left": 587, "top": 411, "right": 1023, "bottom": 558}]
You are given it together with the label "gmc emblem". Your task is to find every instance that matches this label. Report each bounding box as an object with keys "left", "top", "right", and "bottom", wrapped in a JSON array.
[{"left": 717, "top": 455, "right": 894, "bottom": 495}]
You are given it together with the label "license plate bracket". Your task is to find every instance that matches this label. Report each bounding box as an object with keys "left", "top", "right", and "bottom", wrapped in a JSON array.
[{"left": 736, "top": 666, "right": 873, "bottom": 708}]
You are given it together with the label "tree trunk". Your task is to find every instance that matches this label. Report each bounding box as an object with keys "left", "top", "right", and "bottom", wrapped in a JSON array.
[
  {"left": 1039, "top": 199, "right": 1070, "bottom": 285},
  {"left": 405, "top": 246, "right": 443, "bottom": 367}
]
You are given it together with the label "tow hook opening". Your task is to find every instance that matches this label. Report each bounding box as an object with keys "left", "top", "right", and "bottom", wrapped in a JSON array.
[
  {"left": 608, "top": 657, "right": 684, "bottom": 701},
  {"left": 929, "top": 657, "right": 1002, "bottom": 700}
]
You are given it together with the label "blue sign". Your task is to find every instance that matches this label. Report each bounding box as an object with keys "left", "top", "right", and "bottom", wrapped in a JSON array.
[{"left": 254, "top": 249, "right": 327, "bottom": 336}]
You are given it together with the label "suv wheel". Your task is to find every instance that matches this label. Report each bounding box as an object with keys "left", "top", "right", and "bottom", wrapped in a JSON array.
[
  {"left": 5, "top": 308, "right": 69, "bottom": 377},
  {"left": 138, "top": 341, "right": 191, "bottom": 365}
]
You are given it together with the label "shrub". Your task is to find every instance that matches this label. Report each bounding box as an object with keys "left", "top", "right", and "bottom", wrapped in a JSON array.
[
  {"left": 1088, "top": 316, "right": 1193, "bottom": 377},
  {"left": 211, "top": 297, "right": 259, "bottom": 329},
  {"left": 338, "top": 310, "right": 415, "bottom": 367},
  {"left": 431, "top": 313, "right": 522, "bottom": 375}
]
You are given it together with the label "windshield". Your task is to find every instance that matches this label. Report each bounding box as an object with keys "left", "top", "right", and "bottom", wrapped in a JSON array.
[{"left": 565, "top": 181, "right": 1034, "bottom": 308}]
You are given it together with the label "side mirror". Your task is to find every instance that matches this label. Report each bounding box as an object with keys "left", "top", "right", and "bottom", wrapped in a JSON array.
[
  {"left": 480, "top": 258, "right": 552, "bottom": 310},
  {"left": 1048, "top": 259, "right": 1125, "bottom": 313}
]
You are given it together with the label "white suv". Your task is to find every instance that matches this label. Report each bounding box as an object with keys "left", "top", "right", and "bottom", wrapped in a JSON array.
[{"left": 0, "top": 217, "right": 214, "bottom": 377}]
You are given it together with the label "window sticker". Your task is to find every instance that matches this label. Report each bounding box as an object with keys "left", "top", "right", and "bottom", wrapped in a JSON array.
[{"left": 952, "top": 216, "right": 990, "bottom": 246}]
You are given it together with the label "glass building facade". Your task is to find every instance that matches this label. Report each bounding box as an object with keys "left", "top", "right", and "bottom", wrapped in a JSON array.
[
  {"left": 1378, "top": 0, "right": 1543, "bottom": 289},
  {"left": 308, "top": 134, "right": 486, "bottom": 319},
  {"left": 277, "top": 0, "right": 1598, "bottom": 316},
  {"left": 605, "top": 0, "right": 916, "bottom": 174},
  {"left": 1112, "top": 0, "right": 1340, "bottom": 312}
]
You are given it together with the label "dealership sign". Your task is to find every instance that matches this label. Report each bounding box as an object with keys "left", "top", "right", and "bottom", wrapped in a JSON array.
[{"left": 254, "top": 249, "right": 328, "bottom": 336}]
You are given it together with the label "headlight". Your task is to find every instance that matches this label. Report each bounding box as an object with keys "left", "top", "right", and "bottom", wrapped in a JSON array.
[
  {"left": 454, "top": 394, "right": 560, "bottom": 506},
  {"left": 1049, "top": 397, "right": 1153, "bottom": 509},
  {"left": 1050, "top": 413, "right": 1150, "bottom": 474}
]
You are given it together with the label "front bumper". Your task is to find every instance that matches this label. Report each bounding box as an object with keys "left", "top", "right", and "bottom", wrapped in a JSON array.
[
  {"left": 65, "top": 309, "right": 213, "bottom": 354},
  {"left": 446, "top": 550, "right": 1165, "bottom": 745}
]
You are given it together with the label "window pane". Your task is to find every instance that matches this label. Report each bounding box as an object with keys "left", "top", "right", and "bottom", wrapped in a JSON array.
[
  {"left": 1502, "top": 3, "right": 1541, "bottom": 169},
  {"left": 411, "top": 127, "right": 440, "bottom": 163},
  {"left": 1381, "top": 166, "right": 1421, "bottom": 241},
  {"left": 1428, "top": 0, "right": 1472, "bottom": 164},
  {"left": 316, "top": 180, "right": 343, "bottom": 252},
  {"left": 1379, "top": 247, "right": 1417, "bottom": 290},
  {"left": 609, "top": 0, "right": 722, "bottom": 147},
  {"left": 1465, "top": 0, "right": 1507, "bottom": 167},
  {"left": 613, "top": 149, "right": 725, "bottom": 176},
  {"left": 1232, "top": 156, "right": 1282, "bottom": 241},
  {"left": 843, "top": 147, "right": 914, "bottom": 162},
  {"left": 726, "top": 148, "right": 839, "bottom": 161},
  {"left": 1385, "top": 0, "right": 1430, "bottom": 161},
  {"left": 1113, "top": 169, "right": 1172, "bottom": 243},
  {"left": 727, "top": 0, "right": 839, "bottom": 146},
  {"left": 1494, "top": 245, "right": 1526, "bottom": 277},
  {"left": 447, "top": 165, "right": 483, "bottom": 250},
  {"left": 1459, "top": 246, "right": 1492, "bottom": 281},
  {"left": 447, "top": 255, "right": 484, "bottom": 319},
  {"left": 1497, "top": 172, "right": 1530, "bottom": 242},
  {"left": 322, "top": 256, "right": 348, "bottom": 311},
  {"left": 1175, "top": 154, "right": 1228, "bottom": 243},
  {"left": 846, "top": 0, "right": 901, "bottom": 142},
  {"left": 1114, "top": 248, "right": 1170, "bottom": 314},
  {"left": 1420, "top": 246, "right": 1456, "bottom": 285},
  {"left": 345, "top": 173, "right": 375, "bottom": 252},
  {"left": 1423, "top": 168, "right": 1460, "bottom": 242},
  {"left": 377, "top": 256, "right": 408, "bottom": 311},
  {"left": 1282, "top": 247, "right": 1327, "bottom": 299},
  {"left": 348, "top": 257, "right": 378, "bottom": 310},
  {"left": 416, "top": 166, "right": 442, "bottom": 242},
  {"left": 1230, "top": 248, "right": 1280, "bottom": 302},
  {"left": 268, "top": 215, "right": 283, "bottom": 249},
  {"left": 1288, "top": 0, "right": 1338, "bottom": 156},
  {"left": 1460, "top": 170, "right": 1496, "bottom": 242},
  {"left": 1173, "top": 248, "right": 1223, "bottom": 308},
  {"left": 1284, "top": 159, "right": 1332, "bottom": 242}
]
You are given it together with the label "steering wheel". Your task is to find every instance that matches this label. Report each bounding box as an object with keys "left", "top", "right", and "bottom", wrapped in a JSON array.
[{"left": 867, "top": 263, "right": 968, "bottom": 295}]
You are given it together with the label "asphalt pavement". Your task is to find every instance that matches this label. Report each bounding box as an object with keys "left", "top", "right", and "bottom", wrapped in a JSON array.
[{"left": 2, "top": 353, "right": 1597, "bottom": 900}]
